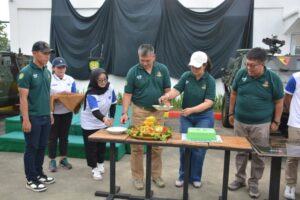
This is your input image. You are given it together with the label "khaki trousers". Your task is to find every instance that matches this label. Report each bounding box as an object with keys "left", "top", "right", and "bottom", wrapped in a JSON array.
[
  {"left": 234, "top": 120, "right": 270, "bottom": 188},
  {"left": 130, "top": 104, "right": 164, "bottom": 180},
  {"left": 285, "top": 126, "right": 300, "bottom": 186}
]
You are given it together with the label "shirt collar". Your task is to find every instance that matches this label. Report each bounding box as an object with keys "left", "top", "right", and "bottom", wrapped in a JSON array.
[
  {"left": 30, "top": 61, "right": 47, "bottom": 70},
  {"left": 137, "top": 62, "right": 157, "bottom": 70},
  {"left": 53, "top": 73, "right": 66, "bottom": 80},
  {"left": 190, "top": 71, "right": 208, "bottom": 81}
]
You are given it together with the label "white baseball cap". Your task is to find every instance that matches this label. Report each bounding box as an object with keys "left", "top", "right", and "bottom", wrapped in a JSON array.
[{"left": 188, "top": 51, "right": 208, "bottom": 68}]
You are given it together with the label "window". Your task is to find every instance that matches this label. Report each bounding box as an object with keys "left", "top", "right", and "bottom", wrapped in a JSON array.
[
  {"left": 2, "top": 55, "right": 11, "bottom": 68},
  {"left": 291, "top": 33, "right": 300, "bottom": 55}
]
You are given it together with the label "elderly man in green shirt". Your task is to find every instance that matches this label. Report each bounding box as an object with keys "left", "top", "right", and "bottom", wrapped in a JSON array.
[
  {"left": 228, "top": 47, "right": 284, "bottom": 198},
  {"left": 120, "top": 44, "right": 171, "bottom": 190}
]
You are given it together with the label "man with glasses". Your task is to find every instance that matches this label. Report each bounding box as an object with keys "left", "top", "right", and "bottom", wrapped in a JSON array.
[
  {"left": 18, "top": 41, "right": 55, "bottom": 192},
  {"left": 228, "top": 47, "right": 284, "bottom": 198},
  {"left": 120, "top": 44, "right": 171, "bottom": 190}
]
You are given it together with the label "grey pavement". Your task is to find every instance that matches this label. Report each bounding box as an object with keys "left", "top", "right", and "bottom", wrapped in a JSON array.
[{"left": 0, "top": 120, "right": 294, "bottom": 200}]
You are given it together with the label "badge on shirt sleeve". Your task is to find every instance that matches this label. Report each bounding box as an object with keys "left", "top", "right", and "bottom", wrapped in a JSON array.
[{"left": 19, "top": 73, "right": 24, "bottom": 80}]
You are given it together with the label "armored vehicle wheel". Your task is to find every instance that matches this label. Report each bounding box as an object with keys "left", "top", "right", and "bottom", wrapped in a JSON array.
[{"left": 222, "top": 92, "right": 232, "bottom": 128}]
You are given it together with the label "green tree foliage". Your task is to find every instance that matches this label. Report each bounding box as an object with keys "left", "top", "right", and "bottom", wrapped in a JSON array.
[
  {"left": 213, "top": 94, "right": 223, "bottom": 112},
  {"left": 0, "top": 22, "right": 9, "bottom": 51}
]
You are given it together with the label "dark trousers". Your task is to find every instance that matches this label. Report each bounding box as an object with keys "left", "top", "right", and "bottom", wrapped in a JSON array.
[
  {"left": 82, "top": 128, "right": 106, "bottom": 169},
  {"left": 23, "top": 116, "right": 51, "bottom": 181},
  {"left": 48, "top": 112, "right": 73, "bottom": 159}
]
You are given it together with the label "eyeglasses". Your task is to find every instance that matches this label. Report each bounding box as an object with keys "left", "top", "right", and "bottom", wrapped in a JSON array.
[
  {"left": 244, "top": 61, "right": 262, "bottom": 68},
  {"left": 97, "top": 79, "right": 108, "bottom": 83}
]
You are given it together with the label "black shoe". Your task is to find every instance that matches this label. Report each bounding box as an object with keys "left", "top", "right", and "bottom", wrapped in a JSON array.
[
  {"left": 37, "top": 173, "right": 55, "bottom": 184},
  {"left": 26, "top": 180, "right": 47, "bottom": 192}
]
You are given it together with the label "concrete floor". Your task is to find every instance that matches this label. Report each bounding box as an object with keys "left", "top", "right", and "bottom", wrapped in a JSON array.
[{"left": 0, "top": 119, "right": 294, "bottom": 200}]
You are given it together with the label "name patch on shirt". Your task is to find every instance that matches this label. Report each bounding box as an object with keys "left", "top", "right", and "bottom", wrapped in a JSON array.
[
  {"left": 156, "top": 71, "right": 162, "bottom": 77},
  {"left": 262, "top": 81, "right": 269, "bottom": 88}
]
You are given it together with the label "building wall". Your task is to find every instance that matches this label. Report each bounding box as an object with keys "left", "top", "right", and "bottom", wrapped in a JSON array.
[{"left": 9, "top": 0, "right": 300, "bottom": 94}]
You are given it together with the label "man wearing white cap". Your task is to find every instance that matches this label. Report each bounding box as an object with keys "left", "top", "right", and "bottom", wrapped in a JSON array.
[{"left": 159, "top": 51, "right": 216, "bottom": 188}]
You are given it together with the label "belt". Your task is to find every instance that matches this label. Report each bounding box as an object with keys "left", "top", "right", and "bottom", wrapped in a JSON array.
[{"left": 135, "top": 104, "right": 156, "bottom": 112}]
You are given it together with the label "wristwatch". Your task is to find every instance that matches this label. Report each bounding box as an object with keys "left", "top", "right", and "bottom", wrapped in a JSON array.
[{"left": 273, "top": 120, "right": 280, "bottom": 126}]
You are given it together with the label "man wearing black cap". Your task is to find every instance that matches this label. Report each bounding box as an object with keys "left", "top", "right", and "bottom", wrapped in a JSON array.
[{"left": 18, "top": 41, "right": 55, "bottom": 192}]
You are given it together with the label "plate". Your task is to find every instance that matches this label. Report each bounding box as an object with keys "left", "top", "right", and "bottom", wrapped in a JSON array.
[
  {"left": 129, "top": 135, "right": 171, "bottom": 141},
  {"left": 152, "top": 105, "right": 173, "bottom": 111},
  {"left": 107, "top": 127, "right": 127, "bottom": 134}
]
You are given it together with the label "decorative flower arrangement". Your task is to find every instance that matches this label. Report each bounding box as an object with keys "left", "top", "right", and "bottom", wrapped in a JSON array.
[{"left": 127, "top": 116, "right": 172, "bottom": 141}]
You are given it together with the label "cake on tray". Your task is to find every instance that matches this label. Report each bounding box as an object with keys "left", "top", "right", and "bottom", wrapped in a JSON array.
[{"left": 187, "top": 128, "right": 217, "bottom": 141}]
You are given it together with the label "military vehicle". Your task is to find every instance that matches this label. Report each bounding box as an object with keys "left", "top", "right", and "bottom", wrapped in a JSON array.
[
  {"left": 0, "top": 49, "right": 31, "bottom": 113},
  {"left": 221, "top": 36, "right": 300, "bottom": 137}
]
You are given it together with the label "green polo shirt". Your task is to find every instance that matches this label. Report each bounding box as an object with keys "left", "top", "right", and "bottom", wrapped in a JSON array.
[
  {"left": 124, "top": 62, "right": 171, "bottom": 107},
  {"left": 174, "top": 71, "right": 216, "bottom": 114},
  {"left": 232, "top": 68, "right": 284, "bottom": 124},
  {"left": 17, "top": 62, "right": 51, "bottom": 116}
]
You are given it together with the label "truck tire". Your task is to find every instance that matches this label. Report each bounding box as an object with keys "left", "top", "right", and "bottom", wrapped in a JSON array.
[{"left": 222, "top": 92, "right": 233, "bottom": 128}]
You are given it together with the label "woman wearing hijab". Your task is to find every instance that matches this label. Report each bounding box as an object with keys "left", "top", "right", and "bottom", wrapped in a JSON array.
[{"left": 80, "top": 68, "right": 117, "bottom": 180}]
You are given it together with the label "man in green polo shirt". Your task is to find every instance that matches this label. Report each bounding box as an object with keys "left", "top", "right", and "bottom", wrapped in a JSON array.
[
  {"left": 228, "top": 47, "right": 284, "bottom": 198},
  {"left": 120, "top": 44, "right": 171, "bottom": 190},
  {"left": 18, "top": 41, "right": 55, "bottom": 192}
]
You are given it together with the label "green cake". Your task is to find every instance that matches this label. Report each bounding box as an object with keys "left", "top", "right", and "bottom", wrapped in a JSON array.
[{"left": 187, "top": 128, "right": 217, "bottom": 141}]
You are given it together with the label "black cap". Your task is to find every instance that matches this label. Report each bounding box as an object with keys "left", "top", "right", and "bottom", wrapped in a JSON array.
[
  {"left": 32, "top": 41, "right": 54, "bottom": 53},
  {"left": 52, "top": 57, "right": 68, "bottom": 67}
]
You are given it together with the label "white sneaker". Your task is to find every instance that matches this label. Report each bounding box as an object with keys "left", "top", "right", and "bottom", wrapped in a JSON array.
[
  {"left": 284, "top": 185, "right": 296, "bottom": 200},
  {"left": 97, "top": 163, "right": 105, "bottom": 174},
  {"left": 175, "top": 180, "right": 184, "bottom": 187},
  {"left": 92, "top": 168, "right": 102, "bottom": 180},
  {"left": 192, "top": 181, "right": 202, "bottom": 188}
]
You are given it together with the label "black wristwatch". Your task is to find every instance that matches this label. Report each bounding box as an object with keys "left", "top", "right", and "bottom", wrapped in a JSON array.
[
  {"left": 273, "top": 120, "right": 280, "bottom": 126},
  {"left": 122, "top": 112, "right": 127, "bottom": 116}
]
